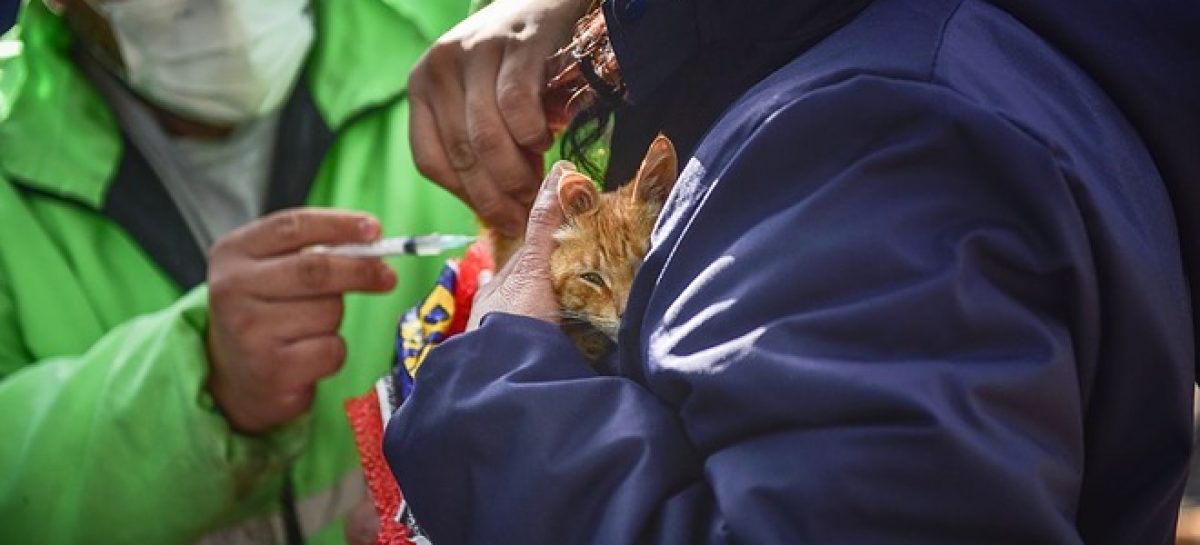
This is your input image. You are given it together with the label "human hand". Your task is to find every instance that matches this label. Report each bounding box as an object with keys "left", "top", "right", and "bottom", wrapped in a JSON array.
[
  {"left": 344, "top": 496, "right": 379, "bottom": 545},
  {"left": 467, "top": 161, "right": 573, "bottom": 330},
  {"left": 409, "top": 0, "right": 590, "bottom": 237},
  {"left": 206, "top": 209, "right": 397, "bottom": 434}
]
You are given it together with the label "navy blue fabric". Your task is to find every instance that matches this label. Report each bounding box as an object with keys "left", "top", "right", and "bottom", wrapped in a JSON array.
[
  {"left": 599, "top": 0, "right": 871, "bottom": 185},
  {"left": 0, "top": 0, "right": 17, "bottom": 35},
  {"left": 386, "top": 0, "right": 1197, "bottom": 543}
]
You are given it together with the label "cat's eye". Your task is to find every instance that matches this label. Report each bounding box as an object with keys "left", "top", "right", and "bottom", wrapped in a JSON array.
[{"left": 580, "top": 272, "right": 607, "bottom": 288}]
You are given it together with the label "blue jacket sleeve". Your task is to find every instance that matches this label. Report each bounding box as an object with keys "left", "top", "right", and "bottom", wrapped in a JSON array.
[
  {"left": 386, "top": 313, "right": 707, "bottom": 544},
  {"left": 0, "top": 1, "right": 15, "bottom": 35},
  {"left": 385, "top": 75, "right": 1095, "bottom": 545}
]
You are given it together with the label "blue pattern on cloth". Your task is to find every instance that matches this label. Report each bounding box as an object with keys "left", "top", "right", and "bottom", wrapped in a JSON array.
[{"left": 392, "top": 261, "right": 460, "bottom": 403}]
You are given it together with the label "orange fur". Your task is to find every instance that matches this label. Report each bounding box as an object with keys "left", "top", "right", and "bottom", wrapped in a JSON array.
[
  {"left": 486, "top": 228, "right": 522, "bottom": 271},
  {"left": 485, "top": 136, "right": 677, "bottom": 362},
  {"left": 551, "top": 135, "right": 678, "bottom": 361}
]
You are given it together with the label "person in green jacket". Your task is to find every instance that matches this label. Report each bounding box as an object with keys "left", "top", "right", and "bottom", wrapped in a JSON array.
[{"left": 0, "top": 0, "right": 476, "bottom": 543}]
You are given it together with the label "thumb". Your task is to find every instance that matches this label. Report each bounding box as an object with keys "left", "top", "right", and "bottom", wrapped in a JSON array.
[{"left": 521, "top": 160, "right": 572, "bottom": 261}]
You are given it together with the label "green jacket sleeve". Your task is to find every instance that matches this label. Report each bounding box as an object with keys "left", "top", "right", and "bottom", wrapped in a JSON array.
[{"left": 0, "top": 286, "right": 308, "bottom": 544}]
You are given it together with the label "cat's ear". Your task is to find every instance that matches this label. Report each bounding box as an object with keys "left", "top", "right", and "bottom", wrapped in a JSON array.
[
  {"left": 632, "top": 135, "right": 678, "bottom": 205},
  {"left": 558, "top": 171, "right": 600, "bottom": 218}
]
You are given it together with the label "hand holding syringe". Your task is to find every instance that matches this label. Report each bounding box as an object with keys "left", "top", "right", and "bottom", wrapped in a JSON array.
[{"left": 309, "top": 233, "right": 477, "bottom": 258}]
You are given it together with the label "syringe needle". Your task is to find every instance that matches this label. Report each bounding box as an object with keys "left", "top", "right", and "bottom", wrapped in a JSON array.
[{"left": 310, "top": 234, "right": 477, "bottom": 258}]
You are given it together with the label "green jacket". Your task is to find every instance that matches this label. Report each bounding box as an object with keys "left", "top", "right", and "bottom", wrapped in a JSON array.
[{"left": 0, "top": 1, "right": 474, "bottom": 543}]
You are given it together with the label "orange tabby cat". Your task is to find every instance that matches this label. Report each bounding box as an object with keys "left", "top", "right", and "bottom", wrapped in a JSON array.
[{"left": 488, "top": 135, "right": 678, "bottom": 361}]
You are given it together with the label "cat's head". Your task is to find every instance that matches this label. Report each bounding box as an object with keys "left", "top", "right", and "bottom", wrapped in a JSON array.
[{"left": 550, "top": 135, "right": 678, "bottom": 340}]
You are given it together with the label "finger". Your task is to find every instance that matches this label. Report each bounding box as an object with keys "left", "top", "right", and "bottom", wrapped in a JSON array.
[
  {"left": 410, "top": 95, "right": 467, "bottom": 202},
  {"left": 246, "top": 296, "right": 345, "bottom": 344},
  {"left": 242, "top": 253, "right": 397, "bottom": 299},
  {"left": 422, "top": 54, "right": 478, "bottom": 175},
  {"left": 223, "top": 209, "right": 381, "bottom": 258},
  {"left": 521, "top": 161, "right": 572, "bottom": 261},
  {"left": 239, "top": 388, "right": 316, "bottom": 432},
  {"left": 497, "top": 41, "right": 553, "bottom": 152},
  {"left": 344, "top": 499, "right": 380, "bottom": 545},
  {"left": 524, "top": 147, "right": 546, "bottom": 179},
  {"left": 277, "top": 387, "right": 317, "bottom": 415},
  {"left": 465, "top": 51, "right": 541, "bottom": 206},
  {"left": 424, "top": 65, "right": 528, "bottom": 234},
  {"left": 457, "top": 163, "right": 531, "bottom": 238},
  {"left": 439, "top": 46, "right": 532, "bottom": 234},
  {"left": 209, "top": 296, "right": 343, "bottom": 359},
  {"left": 273, "top": 334, "right": 348, "bottom": 392}
]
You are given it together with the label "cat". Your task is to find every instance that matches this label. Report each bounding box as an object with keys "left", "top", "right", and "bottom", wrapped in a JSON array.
[{"left": 488, "top": 135, "right": 678, "bottom": 362}]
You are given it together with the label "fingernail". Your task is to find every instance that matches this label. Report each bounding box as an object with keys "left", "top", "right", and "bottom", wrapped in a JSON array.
[
  {"left": 359, "top": 219, "right": 379, "bottom": 239},
  {"left": 549, "top": 160, "right": 576, "bottom": 183}
]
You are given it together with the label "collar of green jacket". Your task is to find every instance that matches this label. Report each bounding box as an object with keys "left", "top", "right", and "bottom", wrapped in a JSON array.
[{"left": 0, "top": 0, "right": 466, "bottom": 208}]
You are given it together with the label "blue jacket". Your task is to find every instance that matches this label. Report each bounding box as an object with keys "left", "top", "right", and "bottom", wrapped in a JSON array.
[
  {"left": 386, "top": 0, "right": 1200, "bottom": 543},
  {"left": 1, "top": 0, "right": 16, "bottom": 35}
]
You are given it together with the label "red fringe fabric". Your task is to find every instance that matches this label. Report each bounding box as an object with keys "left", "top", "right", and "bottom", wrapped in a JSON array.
[{"left": 345, "top": 388, "right": 413, "bottom": 545}]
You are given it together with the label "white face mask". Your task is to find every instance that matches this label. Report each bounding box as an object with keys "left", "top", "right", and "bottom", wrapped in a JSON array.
[{"left": 94, "top": 0, "right": 314, "bottom": 124}]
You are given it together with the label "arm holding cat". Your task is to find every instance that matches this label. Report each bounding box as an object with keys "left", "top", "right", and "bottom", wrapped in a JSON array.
[{"left": 385, "top": 77, "right": 1092, "bottom": 544}]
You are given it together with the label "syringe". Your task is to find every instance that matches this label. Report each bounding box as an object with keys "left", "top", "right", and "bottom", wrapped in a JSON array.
[{"left": 310, "top": 234, "right": 477, "bottom": 258}]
